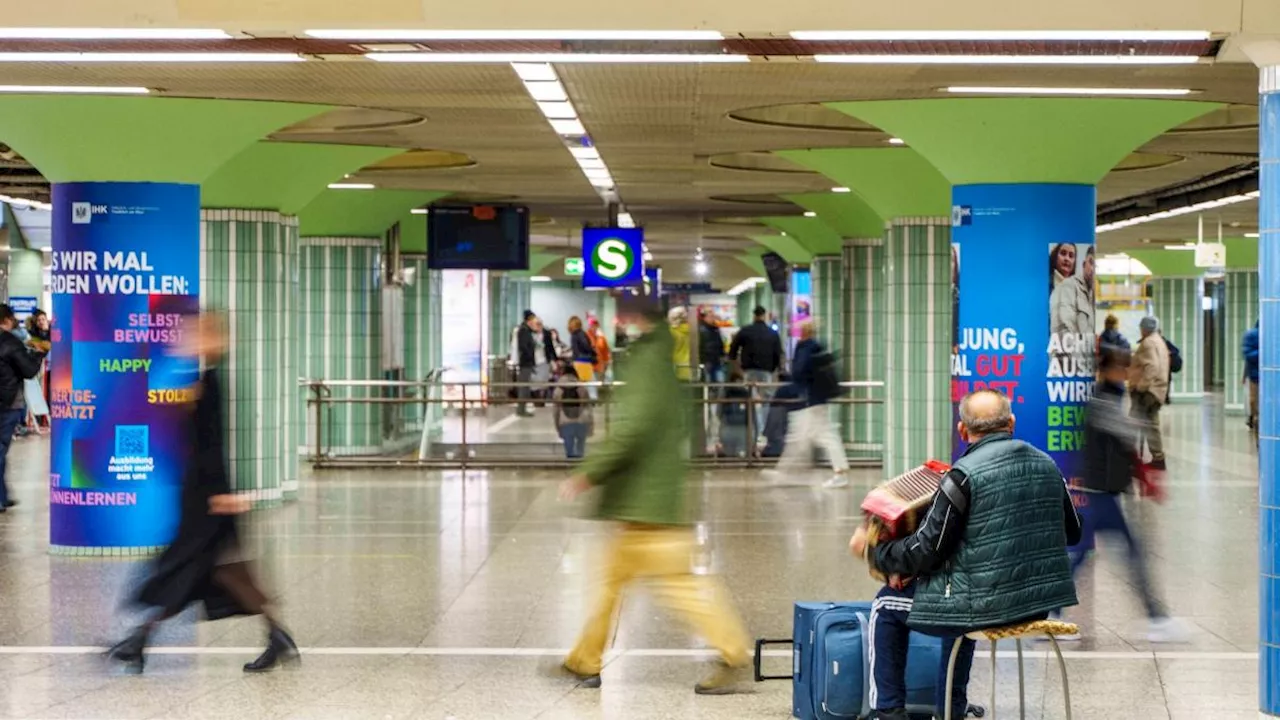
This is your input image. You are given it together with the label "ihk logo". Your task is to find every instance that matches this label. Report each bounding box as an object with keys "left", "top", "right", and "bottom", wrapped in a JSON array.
[
  {"left": 951, "top": 205, "right": 973, "bottom": 228},
  {"left": 71, "top": 202, "right": 108, "bottom": 225},
  {"left": 591, "top": 238, "right": 635, "bottom": 280}
]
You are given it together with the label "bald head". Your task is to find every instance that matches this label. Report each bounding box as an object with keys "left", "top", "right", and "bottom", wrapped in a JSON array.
[{"left": 958, "top": 389, "right": 1015, "bottom": 441}]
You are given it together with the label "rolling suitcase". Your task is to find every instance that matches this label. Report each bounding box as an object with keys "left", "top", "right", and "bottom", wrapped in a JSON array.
[{"left": 754, "top": 601, "right": 983, "bottom": 720}]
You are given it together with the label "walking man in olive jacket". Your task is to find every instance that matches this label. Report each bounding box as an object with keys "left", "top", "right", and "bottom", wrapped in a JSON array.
[{"left": 557, "top": 305, "right": 751, "bottom": 694}]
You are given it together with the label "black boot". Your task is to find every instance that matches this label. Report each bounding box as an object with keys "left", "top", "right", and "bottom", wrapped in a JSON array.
[
  {"left": 105, "top": 626, "right": 149, "bottom": 673},
  {"left": 243, "top": 625, "right": 298, "bottom": 673}
]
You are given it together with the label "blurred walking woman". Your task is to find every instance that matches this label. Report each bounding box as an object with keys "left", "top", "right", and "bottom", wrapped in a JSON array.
[{"left": 107, "top": 312, "right": 298, "bottom": 674}]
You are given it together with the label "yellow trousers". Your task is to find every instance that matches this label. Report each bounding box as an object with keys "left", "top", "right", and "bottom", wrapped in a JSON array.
[{"left": 565, "top": 526, "right": 751, "bottom": 676}]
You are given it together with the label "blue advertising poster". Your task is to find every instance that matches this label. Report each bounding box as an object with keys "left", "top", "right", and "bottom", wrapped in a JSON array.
[
  {"left": 950, "top": 184, "right": 1096, "bottom": 482},
  {"left": 48, "top": 182, "right": 200, "bottom": 551},
  {"left": 582, "top": 227, "right": 644, "bottom": 288}
]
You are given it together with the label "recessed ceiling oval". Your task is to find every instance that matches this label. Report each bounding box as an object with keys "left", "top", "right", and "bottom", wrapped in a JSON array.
[
  {"left": 708, "top": 151, "right": 816, "bottom": 174},
  {"left": 728, "top": 103, "right": 881, "bottom": 133},
  {"left": 363, "top": 149, "right": 476, "bottom": 172},
  {"left": 1166, "top": 104, "right": 1257, "bottom": 135},
  {"left": 274, "top": 107, "right": 427, "bottom": 136}
]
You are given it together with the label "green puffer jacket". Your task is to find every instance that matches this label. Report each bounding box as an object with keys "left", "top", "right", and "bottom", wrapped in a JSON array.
[
  {"left": 909, "top": 433, "right": 1078, "bottom": 630},
  {"left": 579, "top": 323, "right": 689, "bottom": 526}
]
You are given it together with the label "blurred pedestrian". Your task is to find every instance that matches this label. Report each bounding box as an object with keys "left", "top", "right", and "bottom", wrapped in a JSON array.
[
  {"left": 0, "top": 304, "right": 44, "bottom": 512},
  {"left": 555, "top": 303, "right": 751, "bottom": 694},
  {"left": 668, "top": 306, "right": 693, "bottom": 381},
  {"left": 1098, "top": 313, "right": 1130, "bottom": 354},
  {"left": 552, "top": 369, "right": 593, "bottom": 459},
  {"left": 729, "top": 306, "right": 783, "bottom": 441},
  {"left": 762, "top": 320, "right": 849, "bottom": 489},
  {"left": 1244, "top": 319, "right": 1260, "bottom": 431},
  {"left": 1065, "top": 348, "right": 1187, "bottom": 643},
  {"left": 107, "top": 312, "right": 298, "bottom": 674},
  {"left": 568, "top": 315, "right": 598, "bottom": 399}
]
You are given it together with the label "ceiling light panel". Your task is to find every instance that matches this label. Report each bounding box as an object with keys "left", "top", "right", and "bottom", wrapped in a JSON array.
[
  {"left": 328, "top": 182, "right": 375, "bottom": 190},
  {"left": 0, "top": 84, "right": 149, "bottom": 94},
  {"left": 525, "top": 81, "right": 568, "bottom": 102},
  {"left": 792, "top": 30, "right": 1210, "bottom": 41},
  {"left": 0, "top": 27, "right": 232, "bottom": 39},
  {"left": 309, "top": 29, "right": 723, "bottom": 40},
  {"left": 512, "top": 62, "right": 558, "bottom": 81},
  {"left": 370, "top": 52, "right": 748, "bottom": 63},
  {"left": 946, "top": 86, "right": 1193, "bottom": 96},
  {"left": 548, "top": 118, "right": 586, "bottom": 135},
  {"left": 1096, "top": 192, "right": 1259, "bottom": 233},
  {"left": 537, "top": 101, "right": 578, "bottom": 119},
  {"left": 0, "top": 52, "right": 304, "bottom": 63},
  {"left": 814, "top": 54, "right": 1200, "bottom": 65}
]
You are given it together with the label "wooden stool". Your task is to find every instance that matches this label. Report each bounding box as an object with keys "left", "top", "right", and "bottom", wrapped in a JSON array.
[{"left": 942, "top": 619, "right": 1078, "bottom": 720}]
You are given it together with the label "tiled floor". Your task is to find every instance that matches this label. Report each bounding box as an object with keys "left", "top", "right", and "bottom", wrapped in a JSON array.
[{"left": 0, "top": 399, "right": 1264, "bottom": 718}]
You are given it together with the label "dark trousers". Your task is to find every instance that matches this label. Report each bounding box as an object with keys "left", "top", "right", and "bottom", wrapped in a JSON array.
[
  {"left": 870, "top": 584, "right": 975, "bottom": 717},
  {"left": 0, "top": 407, "right": 24, "bottom": 506},
  {"left": 559, "top": 423, "right": 588, "bottom": 459},
  {"left": 516, "top": 366, "right": 534, "bottom": 413},
  {"left": 1068, "top": 490, "right": 1164, "bottom": 619}
]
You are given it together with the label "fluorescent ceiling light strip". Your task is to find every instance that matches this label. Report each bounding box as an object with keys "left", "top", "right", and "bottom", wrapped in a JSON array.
[
  {"left": 792, "top": 30, "right": 1210, "bottom": 41},
  {"left": 524, "top": 81, "right": 567, "bottom": 102},
  {"left": 0, "top": 27, "right": 232, "bottom": 40},
  {"left": 0, "top": 194, "right": 50, "bottom": 210},
  {"left": 549, "top": 118, "right": 586, "bottom": 135},
  {"left": 569, "top": 147, "right": 600, "bottom": 160},
  {"left": 1245, "top": 232, "right": 1260, "bottom": 238},
  {"left": 946, "top": 85, "right": 1193, "bottom": 96},
  {"left": 583, "top": 169, "right": 613, "bottom": 180},
  {"left": 887, "top": 137, "right": 905, "bottom": 144},
  {"left": 410, "top": 208, "right": 429, "bottom": 215},
  {"left": 328, "top": 182, "right": 376, "bottom": 190},
  {"left": 0, "top": 52, "right": 304, "bottom": 63},
  {"left": 576, "top": 157, "right": 606, "bottom": 170},
  {"left": 369, "top": 52, "right": 747, "bottom": 63},
  {"left": 537, "top": 101, "right": 578, "bottom": 119},
  {"left": 1096, "top": 192, "right": 1259, "bottom": 233},
  {"left": 1163, "top": 245, "right": 1197, "bottom": 250},
  {"left": 814, "top": 54, "right": 1200, "bottom": 65},
  {"left": 831, "top": 187, "right": 851, "bottom": 193},
  {"left": 530, "top": 275, "right": 552, "bottom": 282},
  {"left": 309, "top": 29, "right": 722, "bottom": 41},
  {"left": 617, "top": 213, "right": 635, "bottom": 228},
  {"left": 0, "top": 84, "right": 149, "bottom": 94},
  {"left": 803, "top": 211, "right": 816, "bottom": 217},
  {"left": 512, "top": 63, "right": 558, "bottom": 81}
]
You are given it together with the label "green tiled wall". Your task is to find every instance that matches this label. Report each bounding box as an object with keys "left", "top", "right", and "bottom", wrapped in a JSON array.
[
  {"left": 1211, "top": 281, "right": 1226, "bottom": 387},
  {"left": 403, "top": 255, "right": 444, "bottom": 434},
  {"left": 736, "top": 291, "right": 755, "bottom": 327},
  {"left": 298, "top": 237, "right": 384, "bottom": 456},
  {"left": 884, "top": 218, "right": 952, "bottom": 479},
  {"left": 843, "top": 239, "right": 885, "bottom": 459},
  {"left": 1150, "top": 276, "right": 1205, "bottom": 399},
  {"left": 199, "top": 210, "right": 297, "bottom": 504},
  {"left": 489, "top": 275, "right": 532, "bottom": 358},
  {"left": 1224, "top": 270, "right": 1258, "bottom": 414}
]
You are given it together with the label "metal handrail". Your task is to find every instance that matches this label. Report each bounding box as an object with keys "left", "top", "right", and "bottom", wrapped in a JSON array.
[{"left": 300, "top": 375, "right": 885, "bottom": 470}]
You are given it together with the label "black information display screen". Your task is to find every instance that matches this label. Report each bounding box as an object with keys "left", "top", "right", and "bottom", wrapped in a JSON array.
[
  {"left": 761, "top": 251, "right": 790, "bottom": 293},
  {"left": 427, "top": 204, "right": 530, "bottom": 271}
]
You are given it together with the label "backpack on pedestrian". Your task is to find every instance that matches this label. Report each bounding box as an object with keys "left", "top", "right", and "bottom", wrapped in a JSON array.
[{"left": 1164, "top": 337, "right": 1183, "bottom": 374}]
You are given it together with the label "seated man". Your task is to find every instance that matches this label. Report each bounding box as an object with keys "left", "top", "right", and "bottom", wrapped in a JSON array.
[{"left": 851, "top": 389, "right": 1082, "bottom": 720}]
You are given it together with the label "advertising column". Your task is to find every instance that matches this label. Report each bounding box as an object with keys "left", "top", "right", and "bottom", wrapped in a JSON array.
[
  {"left": 949, "top": 184, "right": 1096, "bottom": 482},
  {"left": 49, "top": 182, "right": 200, "bottom": 554}
]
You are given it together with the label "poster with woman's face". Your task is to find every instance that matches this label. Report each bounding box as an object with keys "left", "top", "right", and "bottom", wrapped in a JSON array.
[{"left": 1048, "top": 243, "right": 1096, "bottom": 373}]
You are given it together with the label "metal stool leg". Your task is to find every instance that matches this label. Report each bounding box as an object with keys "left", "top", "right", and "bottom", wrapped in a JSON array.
[
  {"left": 989, "top": 638, "right": 998, "bottom": 720},
  {"left": 1046, "top": 635, "right": 1073, "bottom": 720},
  {"left": 1015, "top": 639, "right": 1026, "bottom": 720},
  {"left": 944, "top": 637, "right": 964, "bottom": 720}
]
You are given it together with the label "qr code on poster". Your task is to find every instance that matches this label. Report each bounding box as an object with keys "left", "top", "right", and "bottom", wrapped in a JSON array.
[{"left": 114, "top": 425, "right": 149, "bottom": 459}]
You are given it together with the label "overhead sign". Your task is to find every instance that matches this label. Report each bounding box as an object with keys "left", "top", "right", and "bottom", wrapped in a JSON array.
[
  {"left": 582, "top": 227, "right": 644, "bottom": 288},
  {"left": 662, "top": 282, "right": 714, "bottom": 294},
  {"left": 1194, "top": 242, "right": 1227, "bottom": 268},
  {"left": 563, "top": 257, "right": 584, "bottom": 276}
]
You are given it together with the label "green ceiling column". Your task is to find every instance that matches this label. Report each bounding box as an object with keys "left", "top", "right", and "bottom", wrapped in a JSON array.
[
  {"left": 777, "top": 149, "right": 950, "bottom": 476},
  {"left": 0, "top": 96, "right": 327, "bottom": 553},
  {"left": 201, "top": 142, "right": 401, "bottom": 503},
  {"left": 1224, "top": 270, "right": 1259, "bottom": 415},
  {"left": 761, "top": 216, "right": 843, "bottom": 258},
  {"left": 825, "top": 99, "right": 1217, "bottom": 474},
  {"left": 842, "top": 238, "right": 886, "bottom": 460}
]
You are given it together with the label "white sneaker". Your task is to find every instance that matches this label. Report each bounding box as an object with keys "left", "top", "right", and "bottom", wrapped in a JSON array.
[
  {"left": 822, "top": 475, "right": 849, "bottom": 489},
  {"left": 1147, "top": 617, "right": 1190, "bottom": 643}
]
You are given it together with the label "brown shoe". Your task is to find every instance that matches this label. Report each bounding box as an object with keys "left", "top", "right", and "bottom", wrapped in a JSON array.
[{"left": 693, "top": 661, "right": 751, "bottom": 695}]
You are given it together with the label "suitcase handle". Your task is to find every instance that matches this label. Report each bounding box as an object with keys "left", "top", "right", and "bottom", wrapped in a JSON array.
[{"left": 752, "top": 638, "right": 793, "bottom": 682}]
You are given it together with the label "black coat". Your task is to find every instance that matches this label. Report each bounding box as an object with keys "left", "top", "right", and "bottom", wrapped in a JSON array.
[
  {"left": 134, "top": 369, "right": 251, "bottom": 621},
  {"left": 1080, "top": 381, "right": 1139, "bottom": 495},
  {"left": 699, "top": 321, "right": 724, "bottom": 367},
  {"left": 729, "top": 321, "right": 783, "bottom": 373},
  {"left": 570, "top": 329, "right": 596, "bottom": 363},
  {"left": 0, "top": 331, "right": 43, "bottom": 408}
]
